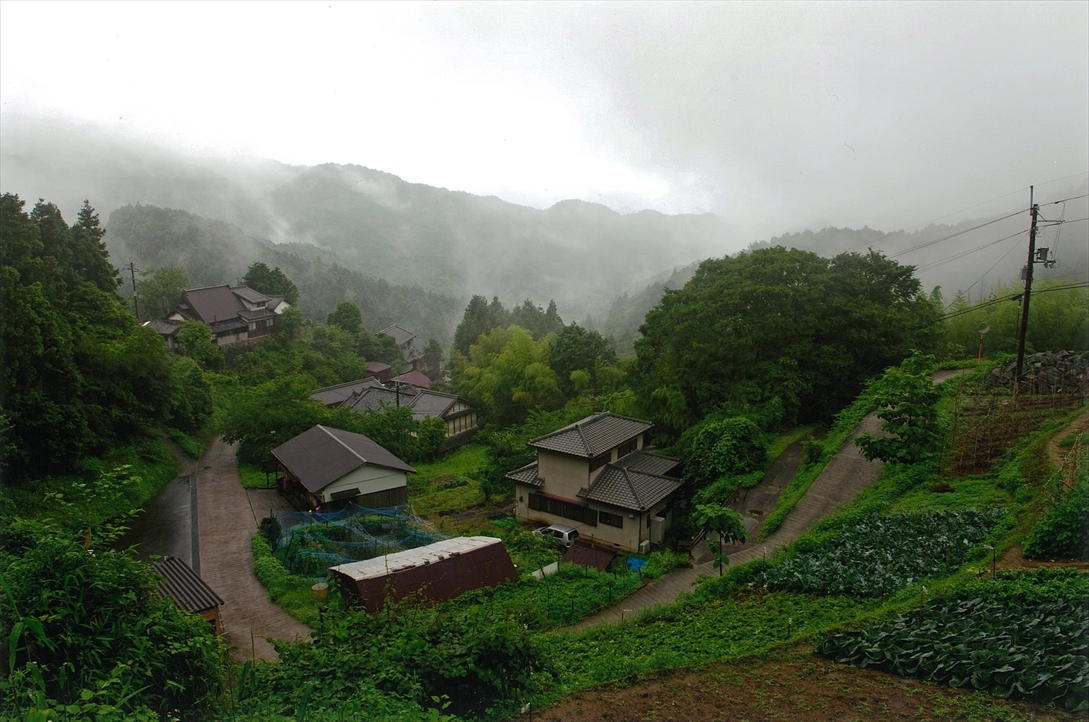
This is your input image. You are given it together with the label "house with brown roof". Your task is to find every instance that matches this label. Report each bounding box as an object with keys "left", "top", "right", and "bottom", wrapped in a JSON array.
[
  {"left": 271, "top": 424, "right": 415, "bottom": 510},
  {"left": 506, "top": 413, "right": 682, "bottom": 553},
  {"left": 156, "top": 284, "right": 289, "bottom": 347}
]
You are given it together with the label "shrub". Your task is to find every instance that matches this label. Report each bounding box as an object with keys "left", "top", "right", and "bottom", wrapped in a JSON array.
[{"left": 1023, "top": 473, "right": 1089, "bottom": 561}]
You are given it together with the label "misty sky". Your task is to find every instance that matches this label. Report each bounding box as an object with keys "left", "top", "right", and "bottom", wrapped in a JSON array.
[{"left": 2, "top": 1, "right": 1087, "bottom": 240}]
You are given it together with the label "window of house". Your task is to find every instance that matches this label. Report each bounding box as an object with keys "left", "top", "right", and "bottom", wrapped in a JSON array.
[
  {"left": 248, "top": 322, "right": 256, "bottom": 331},
  {"left": 617, "top": 438, "right": 638, "bottom": 459},
  {"left": 265, "top": 319, "right": 274, "bottom": 327},
  {"left": 599, "top": 511, "right": 623, "bottom": 528},
  {"left": 528, "top": 493, "right": 597, "bottom": 526}
]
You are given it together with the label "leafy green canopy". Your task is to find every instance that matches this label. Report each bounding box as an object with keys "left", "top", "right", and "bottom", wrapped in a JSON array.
[
  {"left": 452, "top": 294, "right": 564, "bottom": 354},
  {"left": 0, "top": 194, "right": 213, "bottom": 479},
  {"left": 632, "top": 247, "right": 941, "bottom": 435},
  {"left": 1023, "top": 449, "right": 1089, "bottom": 561},
  {"left": 0, "top": 526, "right": 223, "bottom": 718},
  {"left": 856, "top": 352, "right": 942, "bottom": 464},
  {"left": 241, "top": 261, "right": 299, "bottom": 304}
]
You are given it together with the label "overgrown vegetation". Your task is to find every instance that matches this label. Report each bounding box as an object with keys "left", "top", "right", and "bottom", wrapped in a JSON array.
[{"left": 1023, "top": 449, "right": 1089, "bottom": 561}]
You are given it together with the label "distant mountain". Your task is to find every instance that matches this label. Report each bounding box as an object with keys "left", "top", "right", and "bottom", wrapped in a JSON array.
[{"left": 0, "top": 117, "right": 738, "bottom": 323}]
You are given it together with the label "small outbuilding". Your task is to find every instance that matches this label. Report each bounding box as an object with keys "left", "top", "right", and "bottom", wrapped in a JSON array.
[
  {"left": 152, "top": 556, "right": 224, "bottom": 634},
  {"left": 329, "top": 536, "right": 518, "bottom": 613},
  {"left": 272, "top": 424, "right": 415, "bottom": 510}
]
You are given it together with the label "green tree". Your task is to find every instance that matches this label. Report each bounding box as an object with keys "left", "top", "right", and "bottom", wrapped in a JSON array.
[
  {"left": 137, "top": 266, "right": 189, "bottom": 320},
  {"left": 547, "top": 323, "right": 617, "bottom": 395},
  {"left": 421, "top": 338, "right": 444, "bottom": 380},
  {"left": 175, "top": 321, "right": 224, "bottom": 370},
  {"left": 633, "top": 247, "right": 940, "bottom": 436},
  {"left": 69, "top": 200, "right": 120, "bottom": 292},
  {"left": 856, "top": 353, "right": 941, "bottom": 465},
  {"left": 683, "top": 416, "right": 766, "bottom": 490},
  {"left": 692, "top": 502, "right": 747, "bottom": 576},
  {"left": 453, "top": 325, "right": 561, "bottom": 425},
  {"left": 326, "top": 301, "right": 363, "bottom": 334},
  {"left": 242, "top": 261, "right": 299, "bottom": 304}
]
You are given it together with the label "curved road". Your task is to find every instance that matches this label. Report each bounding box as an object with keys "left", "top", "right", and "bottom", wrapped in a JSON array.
[
  {"left": 197, "top": 438, "right": 311, "bottom": 661},
  {"left": 568, "top": 369, "right": 968, "bottom": 631}
]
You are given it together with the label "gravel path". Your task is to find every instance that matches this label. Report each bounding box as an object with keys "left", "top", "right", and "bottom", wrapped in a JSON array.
[{"left": 197, "top": 437, "right": 311, "bottom": 661}]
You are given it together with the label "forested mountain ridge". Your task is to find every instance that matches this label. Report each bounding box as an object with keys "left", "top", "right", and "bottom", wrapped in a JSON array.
[
  {"left": 105, "top": 204, "right": 462, "bottom": 345},
  {"left": 0, "top": 117, "right": 734, "bottom": 323}
]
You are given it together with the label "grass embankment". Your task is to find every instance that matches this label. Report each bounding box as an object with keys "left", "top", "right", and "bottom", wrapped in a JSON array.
[
  {"left": 251, "top": 533, "right": 327, "bottom": 626},
  {"left": 239, "top": 461, "right": 276, "bottom": 489},
  {"left": 4, "top": 435, "right": 178, "bottom": 530}
]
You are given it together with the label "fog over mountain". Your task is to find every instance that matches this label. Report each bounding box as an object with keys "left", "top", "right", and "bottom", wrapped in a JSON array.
[{"left": 3, "top": 115, "right": 1086, "bottom": 347}]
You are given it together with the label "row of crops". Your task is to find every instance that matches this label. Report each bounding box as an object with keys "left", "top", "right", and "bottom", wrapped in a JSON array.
[
  {"left": 818, "top": 569, "right": 1089, "bottom": 713},
  {"left": 762, "top": 509, "right": 1006, "bottom": 597}
]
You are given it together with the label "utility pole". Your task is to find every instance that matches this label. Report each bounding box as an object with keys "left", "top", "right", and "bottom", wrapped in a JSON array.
[
  {"left": 127, "top": 260, "right": 140, "bottom": 319},
  {"left": 1013, "top": 186, "right": 1039, "bottom": 391}
]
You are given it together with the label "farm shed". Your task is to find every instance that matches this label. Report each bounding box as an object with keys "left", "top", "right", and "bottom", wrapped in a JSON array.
[
  {"left": 152, "top": 556, "right": 224, "bottom": 634},
  {"left": 272, "top": 424, "right": 415, "bottom": 510},
  {"left": 329, "top": 536, "right": 518, "bottom": 612}
]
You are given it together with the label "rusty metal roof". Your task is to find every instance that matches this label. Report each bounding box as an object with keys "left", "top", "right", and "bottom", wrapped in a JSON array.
[
  {"left": 330, "top": 536, "right": 504, "bottom": 581},
  {"left": 271, "top": 424, "right": 415, "bottom": 493},
  {"left": 153, "top": 556, "right": 223, "bottom": 613},
  {"left": 529, "top": 413, "right": 652, "bottom": 458}
]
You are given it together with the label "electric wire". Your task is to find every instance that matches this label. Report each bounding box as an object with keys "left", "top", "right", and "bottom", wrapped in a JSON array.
[
  {"left": 914, "top": 230, "right": 1028, "bottom": 272},
  {"left": 961, "top": 235, "right": 1027, "bottom": 299},
  {"left": 937, "top": 282, "right": 1089, "bottom": 323},
  {"left": 887, "top": 208, "right": 1028, "bottom": 259}
]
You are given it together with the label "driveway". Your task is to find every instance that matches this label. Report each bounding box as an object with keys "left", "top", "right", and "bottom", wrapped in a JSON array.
[{"left": 196, "top": 437, "right": 311, "bottom": 661}]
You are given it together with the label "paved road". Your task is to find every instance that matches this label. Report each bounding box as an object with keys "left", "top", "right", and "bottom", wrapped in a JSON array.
[
  {"left": 197, "top": 438, "right": 311, "bottom": 661},
  {"left": 569, "top": 420, "right": 884, "bottom": 631}
]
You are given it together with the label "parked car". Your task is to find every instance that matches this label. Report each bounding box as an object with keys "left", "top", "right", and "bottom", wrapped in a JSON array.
[{"left": 534, "top": 523, "right": 579, "bottom": 547}]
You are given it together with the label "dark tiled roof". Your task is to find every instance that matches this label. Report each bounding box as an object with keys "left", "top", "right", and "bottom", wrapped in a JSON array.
[
  {"left": 310, "top": 377, "right": 385, "bottom": 407},
  {"left": 153, "top": 556, "right": 223, "bottom": 613},
  {"left": 408, "top": 390, "right": 457, "bottom": 420},
  {"left": 379, "top": 324, "right": 415, "bottom": 346},
  {"left": 392, "top": 370, "right": 432, "bottom": 388},
  {"left": 505, "top": 461, "right": 541, "bottom": 486},
  {"left": 580, "top": 465, "right": 681, "bottom": 512},
  {"left": 143, "top": 319, "right": 180, "bottom": 336},
  {"left": 614, "top": 451, "right": 680, "bottom": 476},
  {"left": 178, "top": 285, "right": 271, "bottom": 324},
  {"left": 271, "top": 424, "right": 415, "bottom": 494},
  {"left": 365, "top": 361, "right": 391, "bottom": 374},
  {"left": 530, "top": 413, "right": 652, "bottom": 458},
  {"left": 346, "top": 386, "right": 403, "bottom": 412}
]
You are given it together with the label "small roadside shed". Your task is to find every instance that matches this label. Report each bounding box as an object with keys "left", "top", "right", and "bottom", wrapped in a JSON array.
[
  {"left": 152, "top": 556, "right": 224, "bottom": 634},
  {"left": 272, "top": 424, "right": 415, "bottom": 510},
  {"left": 329, "top": 536, "right": 518, "bottom": 613}
]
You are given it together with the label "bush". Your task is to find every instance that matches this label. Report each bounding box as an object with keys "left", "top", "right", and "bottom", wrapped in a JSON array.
[
  {"left": 684, "top": 416, "right": 766, "bottom": 490},
  {"left": 1023, "top": 472, "right": 1089, "bottom": 561},
  {"left": 0, "top": 534, "right": 223, "bottom": 717}
]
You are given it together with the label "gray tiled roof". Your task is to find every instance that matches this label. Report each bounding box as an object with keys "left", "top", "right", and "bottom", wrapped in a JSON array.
[
  {"left": 271, "top": 424, "right": 414, "bottom": 493},
  {"left": 346, "top": 387, "right": 403, "bottom": 412},
  {"left": 614, "top": 451, "right": 680, "bottom": 476},
  {"left": 409, "top": 390, "right": 457, "bottom": 420},
  {"left": 530, "top": 413, "right": 652, "bottom": 458},
  {"left": 505, "top": 461, "right": 541, "bottom": 486},
  {"left": 310, "top": 377, "right": 385, "bottom": 407},
  {"left": 379, "top": 324, "right": 415, "bottom": 346},
  {"left": 153, "top": 556, "right": 223, "bottom": 613},
  {"left": 232, "top": 286, "right": 272, "bottom": 304},
  {"left": 579, "top": 465, "right": 681, "bottom": 512}
]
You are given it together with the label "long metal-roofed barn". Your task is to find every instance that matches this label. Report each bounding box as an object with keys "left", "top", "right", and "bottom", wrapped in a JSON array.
[{"left": 329, "top": 536, "right": 518, "bottom": 613}]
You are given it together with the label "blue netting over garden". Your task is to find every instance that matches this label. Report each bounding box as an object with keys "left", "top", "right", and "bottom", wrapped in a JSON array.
[{"left": 269, "top": 504, "right": 448, "bottom": 578}]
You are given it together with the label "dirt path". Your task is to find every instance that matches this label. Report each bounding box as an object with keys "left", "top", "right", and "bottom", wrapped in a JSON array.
[
  {"left": 197, "top": 437, "right": 311, "bottom": 661},
  {"left": 1047, "top": 406, "right": 1088, "bottom": 489}
]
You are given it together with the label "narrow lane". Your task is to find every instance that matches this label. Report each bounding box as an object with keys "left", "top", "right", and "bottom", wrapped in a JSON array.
[{"left": 197, "top": 437, "right": 311, "bottom": 661}]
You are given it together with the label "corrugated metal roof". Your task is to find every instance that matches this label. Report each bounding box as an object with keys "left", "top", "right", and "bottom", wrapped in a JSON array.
[
  {"left": 580, "top": 465, "right": 681, "bottom": 511},
  {"left": 232, "top": 286, "right": 272, "bottom": 304},
  {"left": 365, "top": 361, "right": 391, "bottom": 373},
  {"left": 530, "top": 413, "right": 652, "bottom": 458},
  {"left": 153, "top": 556, "right": 223, "bottom": 613},
  {"left": 505, "top": 461, "right": 541, "bottom": 486},
  {"left": 271, "top": 424, "right": 415, "bottom": 493},
  {"left": 330, "top": 536, "right": 504, "bottom": 581},
  {"left": 614, "top": 450, "right": 680, "bottom": 476}
]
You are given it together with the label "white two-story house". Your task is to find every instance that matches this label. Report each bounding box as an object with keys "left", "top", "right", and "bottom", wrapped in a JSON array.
[{"left": 507, "top": 413, "right": 683, "bottom": 553}]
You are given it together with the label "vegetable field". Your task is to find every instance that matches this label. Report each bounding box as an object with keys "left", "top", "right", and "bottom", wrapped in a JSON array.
[
  {"left": 763, "top": 509, "right": 1005, "bottom": 597},
  {"left": 818, "top": 570, "right": 1089, "bottom": 713}
]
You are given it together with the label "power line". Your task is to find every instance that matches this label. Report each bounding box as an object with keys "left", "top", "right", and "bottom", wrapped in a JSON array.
[
  {"left": 1041, "top": 193, "right": 1089, "bottom": 207},
  {"left": 914, "top": 229, "right": 1027, "bottom": 272},
  {"left": 888, "top": 208, "right": 1028, "bottom": 259},
  {"left": 937, "top": 282, "right": 1089, "bottom": 322}
]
